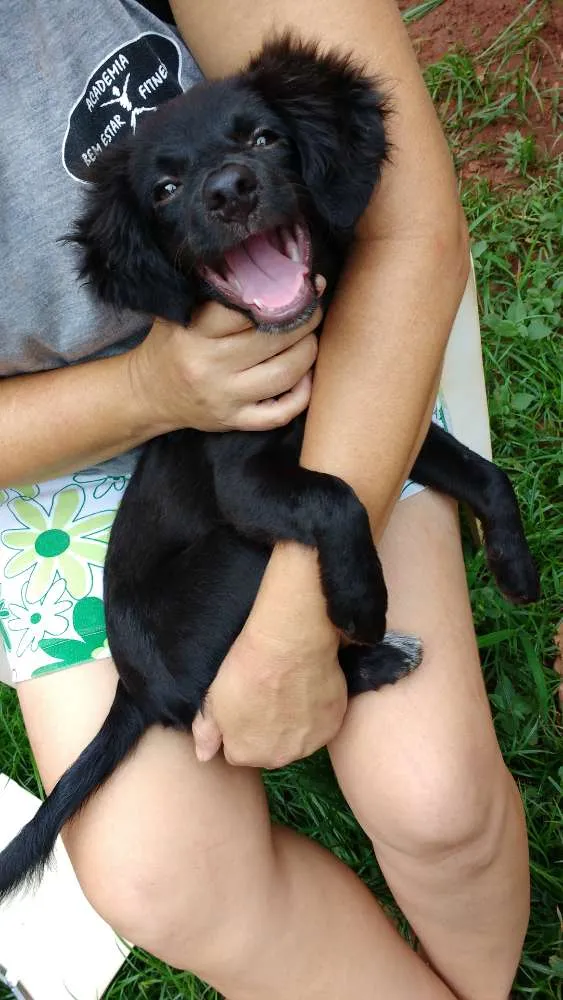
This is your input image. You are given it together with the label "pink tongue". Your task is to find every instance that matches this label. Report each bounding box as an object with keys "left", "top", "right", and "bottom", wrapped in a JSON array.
[{"left": 224, "top": 234, "right": 308, "bottom": 309}]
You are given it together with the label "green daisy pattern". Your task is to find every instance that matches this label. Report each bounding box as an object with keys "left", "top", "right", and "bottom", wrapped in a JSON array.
[
  {"left": 73, "top": 469, "right": 129, "bottom": 500},
  {"left": 0, "top": 484, "right": 39, "bottom": 507},
  {"left": 7, "top": 577, "right": 72, "bottom": 657},
  {"left": 433, "top": 395, "right": 450, "bottom": 434},
  {"left": 0, "top": 588, "right": 11, "bottom": 652},
  {"left": 34, "top": 595, "right": 108, "bottom": 675},
  {"left": 2, "top": 485, "right": 112, "bottom": 603},
  {"left": 0, "top": 473, "right": 129, "bottom": 682}
]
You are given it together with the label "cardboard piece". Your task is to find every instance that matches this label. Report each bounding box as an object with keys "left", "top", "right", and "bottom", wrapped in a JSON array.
[
  {"left": 0, "top": 774, "right": 130, "bottom": 999},
  {"left": 441, "top": 264, "right": 492, "bottom": 461}
]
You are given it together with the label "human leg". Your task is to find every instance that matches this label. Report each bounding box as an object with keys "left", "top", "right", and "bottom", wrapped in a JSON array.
[
  {"left": 330, "top": 490, "right": 529, "bottom": 1000},
  {"left": 17, "top": 657, "right": 457, "bottom": 1000}
]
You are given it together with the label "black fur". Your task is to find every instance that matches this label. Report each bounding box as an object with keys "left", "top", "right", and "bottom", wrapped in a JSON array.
[{"left": 0, "top": 36, "right": 539, "bottom": 901}]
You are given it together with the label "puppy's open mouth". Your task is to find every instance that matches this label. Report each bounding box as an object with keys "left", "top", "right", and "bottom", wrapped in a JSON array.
[{"left": 199, "top": 223, "right": 314, "bottom": 330}]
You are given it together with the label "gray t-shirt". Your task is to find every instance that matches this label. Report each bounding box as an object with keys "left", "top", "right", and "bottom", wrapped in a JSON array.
[{"left": 0, "top": 0, "right": 203, "bottom": 473}]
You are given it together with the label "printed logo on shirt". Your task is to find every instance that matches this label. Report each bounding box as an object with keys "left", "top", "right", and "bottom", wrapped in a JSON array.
[{"left": 62, "top": 32, "right": 184, "bottom": 182}]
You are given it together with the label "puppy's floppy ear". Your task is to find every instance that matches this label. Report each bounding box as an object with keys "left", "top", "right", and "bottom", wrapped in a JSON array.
[
  {"left": 246, "top": 34, "right": 390, "bottom": 230},
  {"left": 67, "top": 142, "right": 193, "bottom": 323}
]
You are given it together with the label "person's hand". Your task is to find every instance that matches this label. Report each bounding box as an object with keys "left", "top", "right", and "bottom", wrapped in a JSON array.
[
  {"left": 128, "top": 291, "right": 325, "bottom": 435},
  {"left": 192, "top": 543, "right": 348, "bottom": 769}
]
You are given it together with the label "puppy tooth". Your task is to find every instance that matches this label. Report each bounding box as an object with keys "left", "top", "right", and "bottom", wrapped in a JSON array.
[
  {"left": 294, "top": 223, "right": 308, "bottom": 258},
  {"left": 280, "top": 226, "right": 300, "bottom": 262},
  {"left": 272, "top": 228, "right": 284, "bottom": 253}
]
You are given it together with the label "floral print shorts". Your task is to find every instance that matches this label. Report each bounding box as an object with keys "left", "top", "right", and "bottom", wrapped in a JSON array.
[{"left": 0, "top": 469, "right": 129, "bottom": 686}]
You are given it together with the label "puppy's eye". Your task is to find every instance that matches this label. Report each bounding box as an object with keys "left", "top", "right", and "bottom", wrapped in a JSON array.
[
  {"left": 152, "top": 179, "right": 182, "bottom": 205},
  {"left": 251, "top": 129, "right": 278, "bottom": 148}
]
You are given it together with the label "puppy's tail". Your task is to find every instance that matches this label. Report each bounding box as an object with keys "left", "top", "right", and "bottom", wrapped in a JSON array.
[{"left": 0, "top": 681, "right": 147, "bottom": 901}]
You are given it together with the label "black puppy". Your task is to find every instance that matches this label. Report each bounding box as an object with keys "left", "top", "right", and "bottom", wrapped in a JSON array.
[{"left": 0, "top": 36, "right": 539, "bottom": 899}]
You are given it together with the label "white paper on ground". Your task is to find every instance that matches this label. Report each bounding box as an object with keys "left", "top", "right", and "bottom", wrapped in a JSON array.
[{"left": 0, "top": 774, "right": 130, "bottom": 1000}]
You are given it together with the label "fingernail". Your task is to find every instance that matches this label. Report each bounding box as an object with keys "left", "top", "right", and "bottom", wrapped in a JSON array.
[{"left": 314, "top": 274, "right": 327, "bottom": 295}]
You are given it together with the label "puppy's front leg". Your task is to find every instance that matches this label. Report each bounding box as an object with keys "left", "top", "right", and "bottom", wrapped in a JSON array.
[{"left": 208, "top": 439, "right": 387, "bottom": 644}]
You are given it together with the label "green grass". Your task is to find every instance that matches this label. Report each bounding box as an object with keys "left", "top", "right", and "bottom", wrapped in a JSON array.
[
  {"left": 1, "top": 5, "right": 561, "bottom": 998},
  {"left": 423, "top": 0, "right": 560, "bottom": 171},
  {"left": 462, "top": 156, "right": 562, "bottom": 997},
  {"left": 401, "top": 0, "right": 447, "bottom": 25}
]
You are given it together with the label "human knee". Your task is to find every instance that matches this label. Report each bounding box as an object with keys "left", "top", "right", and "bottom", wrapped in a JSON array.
[
  {"left": 65, "top": 813, "right": 279, "bottom": 972},
  {"left": 353, "top": 747, "right": 513, "bottom": 866}
]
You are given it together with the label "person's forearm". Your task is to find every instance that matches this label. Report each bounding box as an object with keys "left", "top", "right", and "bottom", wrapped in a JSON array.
[
  {"left": 0, "top": 352, "right": 153, "bottom": 486},
  {"left": 301, "top": 230, "right": 469, "bottom": 538},
  {"left": 171, "top": 0, "right": 471, "bottom": 538},
  {"left": 294, "top": 0, "right": 471, "bottom": 537}
]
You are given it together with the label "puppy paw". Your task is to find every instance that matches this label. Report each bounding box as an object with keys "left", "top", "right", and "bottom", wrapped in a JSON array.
[
  {"left": 324, "top": 571, "right": 387, "bottom": 645},
  {"left": 486, "top": 530, "right": 541, "bottom": 605},
  {"left": 381, "top": 630, "right": 424, "bottom": 673},
  {"left": 342, "top": 631, "right": 423, "bottom": 695}
]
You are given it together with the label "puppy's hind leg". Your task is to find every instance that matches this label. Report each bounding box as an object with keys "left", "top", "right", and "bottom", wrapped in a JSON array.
[{"left": 411, "top": 424, "right": 540, "bottom": 604}]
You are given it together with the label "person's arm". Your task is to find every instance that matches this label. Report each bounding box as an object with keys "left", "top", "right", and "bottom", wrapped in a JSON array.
[
  {"left": 0, "top": 349, "right": 157, "bottom": 485},
  {"left": 171, "top": 0, "right": 468, "bottom": 530},
  {"left": 0, "top": 307, "right": 320, "bottom": 486},
  {"left": 179, "top": 0, "right": 470, "bottom": 766}
]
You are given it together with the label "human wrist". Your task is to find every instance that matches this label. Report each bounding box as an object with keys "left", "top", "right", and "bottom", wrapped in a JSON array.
[
  {"left": 125, "top": 338, "right": 182, "bottom": 438},
  {"left": 70, "top": 350, "right": 164, "bottom": 460},
  {"left": 261, "top": 541, "right": 324, "bottom": 600},
  {"left": 252, "top": 542, "right": 340, "bottom": 642}
]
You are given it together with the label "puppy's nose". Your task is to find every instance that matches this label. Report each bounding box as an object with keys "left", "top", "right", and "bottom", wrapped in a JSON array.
[{"left": 203, "top": 164, "right": 258, "bottom": 223}]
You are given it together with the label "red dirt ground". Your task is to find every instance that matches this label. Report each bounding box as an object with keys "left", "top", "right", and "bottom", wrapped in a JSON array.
[
  {"left": 399, "top": 0, "right": 562, "bottom": 182},
  {"left": 399, "top": 0, "right": 559, "bottom": 67}
]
